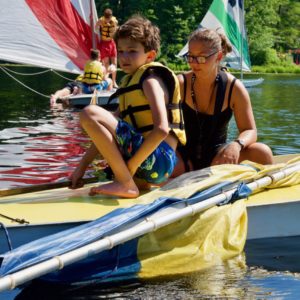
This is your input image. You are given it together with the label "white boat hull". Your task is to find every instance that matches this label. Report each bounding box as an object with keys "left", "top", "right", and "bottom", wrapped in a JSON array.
[
  {"left": 242, "top": 77, "right": 264, "bottom": 87},
  {"left": 247, "top": 192, "right": 300, "bottom": 240},
  {"left": 67, "top": 90, "right": 118, "bottom": 109}
]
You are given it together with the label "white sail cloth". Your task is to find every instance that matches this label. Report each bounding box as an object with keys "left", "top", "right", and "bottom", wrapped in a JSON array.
[{"left": 0, "top": 0, "right": 98, "bottom": 73}]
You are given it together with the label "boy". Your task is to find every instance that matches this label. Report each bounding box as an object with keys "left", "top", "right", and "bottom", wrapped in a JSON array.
[{"left": 70, "top": 16, "right": 186, "bottom": 198}]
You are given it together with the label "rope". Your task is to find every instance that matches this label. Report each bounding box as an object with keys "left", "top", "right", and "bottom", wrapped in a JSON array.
[
  {"left": 0, "top": 66, "right": 79, "bottom": 99},
  {"left": 51, "top": 69, "right": 77, "bottom": 81},
  {"left": 2, "top": 66, "right": 51, "bottom": 76},
  {"left": 0, "top": 66, "right": 50, "bottom": 98},
  {"left": 0, "top": 213, "right": 29, "bottom": 225},
  {"left": 2, "top": 66, "right": 77, "bottom": 81}
]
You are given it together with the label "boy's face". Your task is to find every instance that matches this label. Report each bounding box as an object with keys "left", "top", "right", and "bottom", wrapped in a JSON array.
[{"left": 117, "top": 38, "right": 155, "bottom": 74}]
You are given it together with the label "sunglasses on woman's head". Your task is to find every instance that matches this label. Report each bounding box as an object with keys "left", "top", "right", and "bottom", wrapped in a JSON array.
[{"left": 185, "top": 51, "right": 218, "bottom": 64}]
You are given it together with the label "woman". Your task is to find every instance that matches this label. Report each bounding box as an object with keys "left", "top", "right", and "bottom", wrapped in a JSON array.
[{"left": 173, "top": 29, "right": 273, "bottom": 175}]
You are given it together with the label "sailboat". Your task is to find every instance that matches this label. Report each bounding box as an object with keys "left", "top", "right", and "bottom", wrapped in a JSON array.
[
  {"left": 0, "top": 0, "right": 116, "bottom": 108},
  {"left": 178, "top": 0, "right": 264, "bottom": 87}
]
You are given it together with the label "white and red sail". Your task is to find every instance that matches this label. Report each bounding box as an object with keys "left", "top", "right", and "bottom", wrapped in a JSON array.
[{"left": 0, "top": 0, "right": 99, "bottom": 73}]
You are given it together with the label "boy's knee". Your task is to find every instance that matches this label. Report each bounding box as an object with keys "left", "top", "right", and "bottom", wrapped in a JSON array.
[{"left": 80, "top": 106, "right": 97, "bottom": 124}]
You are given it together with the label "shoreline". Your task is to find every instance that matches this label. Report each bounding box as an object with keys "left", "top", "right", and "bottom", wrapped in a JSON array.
[{"left": 1, "top": 62, "right": 299, "bottom": 75}]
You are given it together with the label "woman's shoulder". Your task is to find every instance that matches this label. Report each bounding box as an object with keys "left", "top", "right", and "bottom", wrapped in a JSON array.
[
  {"left": 222, "top": 71, "right": 245, "bottom": 91},
  {"left": 177, "top": 71, "right": 192, "bottom": 83}
]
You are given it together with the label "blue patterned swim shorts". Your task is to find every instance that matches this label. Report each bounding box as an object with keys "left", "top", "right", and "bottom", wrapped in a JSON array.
[
  {"left": 82, "top": 79, "right": 111, "bottom": 94},
  {"left": 115, "top": 120, "right": 177, "bottom": 184}
]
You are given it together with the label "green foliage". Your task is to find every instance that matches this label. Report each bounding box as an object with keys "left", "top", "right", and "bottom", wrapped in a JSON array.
[
  {"left": 275, "top": 0, "right": 300, "bottom": 50},
  {"left": 95, "top": 0, "right": 300, "bottom": 69},
  {"left": 251, "top": 65, "right": 300, "bottom": 73}
]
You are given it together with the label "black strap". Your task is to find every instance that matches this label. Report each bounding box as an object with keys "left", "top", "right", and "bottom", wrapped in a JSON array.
[
  {"left": 167, "top": 103, "right": 180, "bottom": 110},
  {"left": 83, "top": 71, "right": 102, "bottom": 80},
  {"left": 182, "top": 73, "right": 187, "bottom": 103},
  {"left": 107, "top": 84, "right": 141, "bottom": 105},
  {"left": 214, "top": 70, "right": 228, "bottom": 115},
  {"left": 228, "top": 78, "right": 236, "bottom": 107},
  {"left": 137, "top": 122, "right": 183, "bottom": 133},
  {"left": 119, "top": 104, "right": 150, "bottom": 119},
  {"left": 126, "top": 105, "right": 138, "bottom": 129}
]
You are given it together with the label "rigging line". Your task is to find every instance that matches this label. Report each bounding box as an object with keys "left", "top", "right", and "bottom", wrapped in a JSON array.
[
  {"left": 0, "top": 66, "right": 50, "bottom": 98},
  {"left": 0, "top": 213, "right": 29, "bottom": 225},
  {"left": 2, "top": 66, "right": 51, "bottom": 76},
  {"left": 3, "top": 66, "right": 76, "bottom": 81},
  {"left": 51, "top": 69, "right": 77, "bottom": 81}
]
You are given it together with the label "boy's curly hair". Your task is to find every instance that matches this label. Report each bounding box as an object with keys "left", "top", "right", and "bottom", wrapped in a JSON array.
[{"left": 114, "top": 15, "right": 160, "bottom": 53}]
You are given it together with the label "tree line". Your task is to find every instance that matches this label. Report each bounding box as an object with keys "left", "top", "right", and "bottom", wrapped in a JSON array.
[{"left": 96, "top": 0, "right": 300, "bottom": 66}]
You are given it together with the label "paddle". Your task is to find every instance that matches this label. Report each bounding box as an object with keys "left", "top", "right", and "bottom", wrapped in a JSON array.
[
  {"left": 0, "top": 162, "right": 299, "bottom": 291},
  {"left": 0, "top": 177, "right": 98, "bottom": 197}
]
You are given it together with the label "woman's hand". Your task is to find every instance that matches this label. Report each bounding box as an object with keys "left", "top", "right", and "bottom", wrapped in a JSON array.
[{"left": 211, "top": 142, "right": 241, "bottom": 165}]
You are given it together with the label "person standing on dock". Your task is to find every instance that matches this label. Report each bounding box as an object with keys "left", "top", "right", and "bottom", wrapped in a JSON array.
[{"left": 95, "top": 8, "right": 118, "bottom": 88}]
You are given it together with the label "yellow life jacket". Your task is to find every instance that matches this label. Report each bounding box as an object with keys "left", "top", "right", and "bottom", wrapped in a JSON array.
[
  {"left": 81, "top": 60, "right": 104, "bottom": 84},
  {"left": 75, "top": 74, "right": 83, "bottom": 82},
  {"left": 99, "top": 16, "right": 118, "bottom": 41},
  {"left": 108, "top": 62, "right": 186, "bottom": 145}
]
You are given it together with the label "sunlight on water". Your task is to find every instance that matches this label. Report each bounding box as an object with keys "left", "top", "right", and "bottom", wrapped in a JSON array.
[
  {"left": 0, "top": 73, "right": 299, "bottom": 190},
  {"left": 9, "top": 254, "right": 300, "bottom": 300},
  {"left": 0, "top": 70, "right": 299, "bottom": 300}
]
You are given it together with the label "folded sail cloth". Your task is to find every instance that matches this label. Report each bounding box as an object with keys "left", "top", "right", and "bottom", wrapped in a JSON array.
[{"left": 0, "top": 157, "right": 299, "bottom": 284}]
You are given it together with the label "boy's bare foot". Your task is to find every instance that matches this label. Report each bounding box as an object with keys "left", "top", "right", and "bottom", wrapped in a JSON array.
[{"left": 89, "top": 180, "right": 139, "bottom": 198}]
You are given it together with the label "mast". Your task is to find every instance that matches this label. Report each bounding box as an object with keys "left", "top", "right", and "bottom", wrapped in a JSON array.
[
  {"left": 240, "top": 0, "right": 244, "bottom": 80},
  {"left": 90, "top": 0, "right": 96, "bottom": 49}
]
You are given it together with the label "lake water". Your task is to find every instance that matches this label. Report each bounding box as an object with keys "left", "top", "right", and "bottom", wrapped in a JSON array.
[{"left": 0, "top": 69, "right": 300, "bottom": 299}]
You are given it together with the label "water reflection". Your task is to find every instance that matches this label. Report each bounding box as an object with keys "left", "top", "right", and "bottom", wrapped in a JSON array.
[
  {"left": 0, "top": 106, "right": 89, "bottom": 190},
  {"left": 0, "top": 72, "right": 300, "bottom": 299},
  {"left": 1, "top": 74, "right": 299, "bottom": 190},
  {"left": 13, "top": 254, "right": 300, "bottom": 299}
]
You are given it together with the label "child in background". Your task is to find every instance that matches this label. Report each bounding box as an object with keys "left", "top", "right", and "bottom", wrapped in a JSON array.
[
  {"left": 95, "top": 8, "right": 118, "bottom": 88},
  {"left": 81, "top": 49, "right": 112, "bottom": 94}
]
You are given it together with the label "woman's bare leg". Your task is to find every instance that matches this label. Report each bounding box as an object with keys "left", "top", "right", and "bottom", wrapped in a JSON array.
[{"left": 239, "top": 142, "right": 273, "bottom": 164}]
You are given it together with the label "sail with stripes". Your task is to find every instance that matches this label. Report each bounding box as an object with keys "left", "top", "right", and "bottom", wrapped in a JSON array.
[
  {"left": 0, "top": 0, "right": 99, "bottom": 74},
  {"left": 178, "top": 0, "right": 251, "bottom": 72}
]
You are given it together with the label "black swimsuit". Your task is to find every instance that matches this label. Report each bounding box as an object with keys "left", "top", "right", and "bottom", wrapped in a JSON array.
[{"left": 177, "top": 70, "right": 236, "bottom": 170}]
